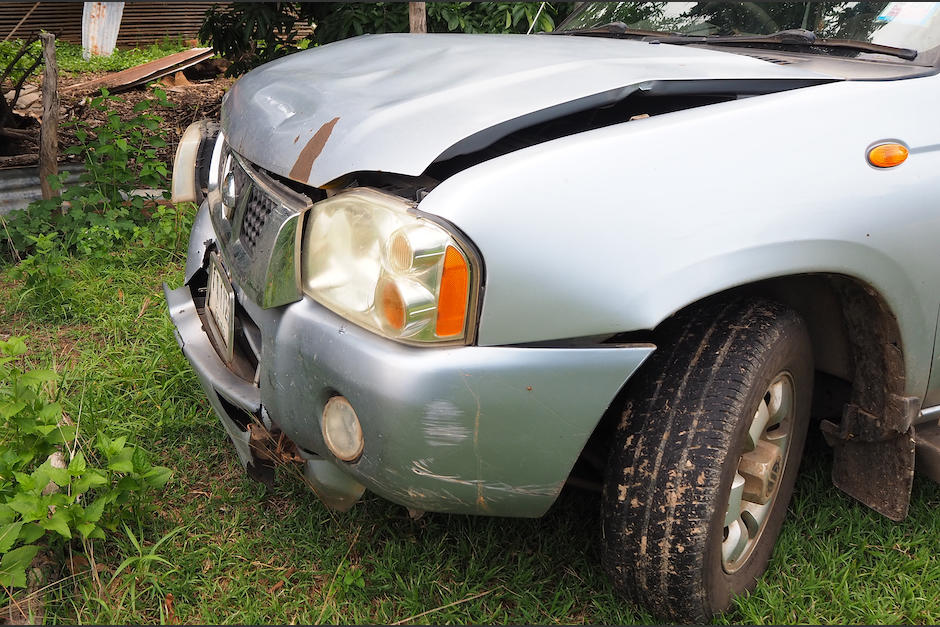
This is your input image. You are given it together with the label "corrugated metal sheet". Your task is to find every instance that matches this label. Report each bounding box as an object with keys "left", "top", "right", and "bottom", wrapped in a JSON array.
[
  {"left": 0, "top": 164, "right": 84, "bottom": 215},
  {"left": 67, "top": 47, "right": 214, "bottom": 93},
  {"left": 0, "top": 2, "right": 224, "bottom": 46},
  {"left": 82, "top": 2, "right": 125, "bottom": 59}
]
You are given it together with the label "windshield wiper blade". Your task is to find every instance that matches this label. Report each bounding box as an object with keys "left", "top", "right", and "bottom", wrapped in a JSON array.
[
  {"left": 650, "top": 28, "right": 918, "bottom": 61},
  {"left": 554, "top": 21, "right": 683, "bottom": 39}
]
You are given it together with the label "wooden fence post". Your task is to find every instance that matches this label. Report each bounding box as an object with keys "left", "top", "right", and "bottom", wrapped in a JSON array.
[
  {"left": 39, "top": 32, "right": 59, "bottom": 201},
  {"left": 409, "top": 2, "right": 427, "bottom": 33}
]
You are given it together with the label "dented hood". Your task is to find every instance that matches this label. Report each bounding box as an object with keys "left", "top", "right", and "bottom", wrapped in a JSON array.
[{"left": 222, "top": 33, "right": 833, "bottom": 187}]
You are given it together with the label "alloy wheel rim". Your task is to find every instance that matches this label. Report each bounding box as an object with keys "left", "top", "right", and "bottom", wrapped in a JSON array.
[{"left": 722, "top": 372, "right": 794, "bottom": 573}]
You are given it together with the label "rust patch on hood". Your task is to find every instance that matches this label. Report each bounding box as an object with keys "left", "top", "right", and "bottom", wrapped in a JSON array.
[{"left": 289, "top": 117, "right": 340, "bottom": 182}]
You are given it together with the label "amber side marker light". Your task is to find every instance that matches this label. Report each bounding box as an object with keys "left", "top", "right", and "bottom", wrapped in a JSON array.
[
  {"left": 868, "top": 143, "right": 908, "bottom": 168},
  {"left": 435, "top": 246, "right": 469, "bottom": 337}
]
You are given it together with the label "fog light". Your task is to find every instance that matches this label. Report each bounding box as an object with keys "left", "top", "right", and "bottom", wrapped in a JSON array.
[{"left": 322, "top": 396, "right": 364, "bottom": 462}]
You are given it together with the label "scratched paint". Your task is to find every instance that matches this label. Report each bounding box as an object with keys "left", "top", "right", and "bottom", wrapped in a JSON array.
[
  {"left": 410, "top": 458, "right": 560, "bottom": 498},
  {"left": 288, "top": 117, "right": 340, "bottom": 182},
  {"left": 421, "top": 400, "right": 470, "bottom": 446}
]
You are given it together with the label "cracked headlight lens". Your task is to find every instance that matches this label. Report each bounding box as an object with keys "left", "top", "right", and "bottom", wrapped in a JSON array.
[{"left": 300, "top": 188, "right": 476, "bottom": 344}]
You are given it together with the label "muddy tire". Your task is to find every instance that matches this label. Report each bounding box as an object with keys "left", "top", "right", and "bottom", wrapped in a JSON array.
[{"left": 601, "top": 298, "right": 813, "bottom": 622}]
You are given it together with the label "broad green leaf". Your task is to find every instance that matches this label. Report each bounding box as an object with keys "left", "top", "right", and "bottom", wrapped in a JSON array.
[
  {"left": 131, "top": 446, "right": 150, "bottom": 473},
  {"left": 18, "top": 523, "right": 44, "bottom": 544},
  {"left": 0, "top": 337, "right": 27, "bottom": 357},
  {"left": 96, "top": 432, "right": 111, "bottom": 455},
  {"left": 47, "top": 425, "right": 76, "bottom": 444},
  {"left": 0, "top": 545, "right": 39, "bottom": 587},
  {"left": 7, "top": 492, "right": 41, "bottom": 521},
  {"left": 68, "top": 451, "right": 87, "bottom": 475},
  {"left": 41, "top": 461, "right": 70, "bottom": 487},
  {"left": 38, "top": 402, "right": 62, "bottom": 420},
  {"left": 83, "top": 497, "right": 106, "bottom": 524},
  {"left": 73, "top": 469, "right": 108, "bottom": 495},
  {"left": 143, "top": 466, "right": 172, "bottom": 488},
  {"left": 76, "top": 522, "right": 96, "bottom": 540},
  {"left": 41, "top": 510, "right": 71, "bottom": 539},
  {"left": 108, "top": 448, "right": 134, "bottom": 473},
  {"left": 13, "top": 472, "right": 35, "bottom": 491},
  {"left": 117, "top": 475, "right": 139, "bottom": 493},
  {"left": 20, "top": 369, "right": 57, "bottom": 386},
  {"left": 0, "top": 401, "right": 26, "bottom": 420},
  {"left": 0, "top": 522, "right": 23, "bottom": 553}
]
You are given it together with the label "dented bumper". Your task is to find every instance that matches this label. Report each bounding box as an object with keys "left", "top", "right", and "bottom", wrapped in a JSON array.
[{"left": 165, "top": 203, "right": 654, "bottom": 517}]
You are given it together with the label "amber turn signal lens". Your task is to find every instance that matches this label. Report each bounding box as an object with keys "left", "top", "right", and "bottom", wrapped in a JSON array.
[
  {"left": 379, "top": 280, "right": 405, "bottom": 331},
  {"left": 868, "top": 143, "right": 908, "bottom": 168},
  {"left": 435, "top": 246, "right": 469, "bottom": 337}
]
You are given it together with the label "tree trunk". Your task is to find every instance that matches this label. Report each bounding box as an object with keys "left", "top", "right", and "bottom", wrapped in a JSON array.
[
  {"left": 409, "top": 2, "right": 427, "bottom": 34},
  {"left": 39, "top": 32, "right": 59, "bottom": 201}
]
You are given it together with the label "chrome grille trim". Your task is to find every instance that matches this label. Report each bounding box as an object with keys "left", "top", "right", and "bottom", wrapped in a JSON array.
[{"left": 207, "top": 134, "right": 315, "bottom": 309}]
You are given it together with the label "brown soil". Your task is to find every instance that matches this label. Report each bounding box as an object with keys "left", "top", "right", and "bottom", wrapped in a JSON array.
[{"left": 1, "top": 60, "right": 234, "bottom": 169}]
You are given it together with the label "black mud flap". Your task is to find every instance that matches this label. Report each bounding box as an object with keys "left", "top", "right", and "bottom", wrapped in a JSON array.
[{"left": 821, "top": 397, "right": 917, "bottom": 521}]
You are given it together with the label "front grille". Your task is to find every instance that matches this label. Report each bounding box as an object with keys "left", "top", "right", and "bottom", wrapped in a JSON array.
[
  {"left": 214, "top": 148, "right": 313, "bottom": 308},
  {"left": 240, "top": 185, "right": 277, "bottom": 255}
]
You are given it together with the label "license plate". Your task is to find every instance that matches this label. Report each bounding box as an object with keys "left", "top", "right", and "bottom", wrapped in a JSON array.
[{"left": 206, "top": 254, "right": 235, "bottom": 362}]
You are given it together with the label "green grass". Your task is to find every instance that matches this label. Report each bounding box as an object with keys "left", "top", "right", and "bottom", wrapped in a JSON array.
[
  {"left": 0, "top": 38, "right": 192, "bottom": 78},
  {"left": 1, "top": 239, "right": 939, "bottom": 624}
]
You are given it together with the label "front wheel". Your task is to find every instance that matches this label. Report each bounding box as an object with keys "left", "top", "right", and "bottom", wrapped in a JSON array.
[{"left": 601, "top": 298, "right": 813, "bottom": 622}]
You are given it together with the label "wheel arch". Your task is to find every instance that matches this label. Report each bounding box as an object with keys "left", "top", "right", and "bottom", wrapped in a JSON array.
[
  {"left": 598, "top": 272, "right": 908, "bottom": 424},
  {"left": 579, "top": 272, "right": 917, "bottom": 519},
  {"left": 705, "top": 273, "right": 907, "bottom": 414}
]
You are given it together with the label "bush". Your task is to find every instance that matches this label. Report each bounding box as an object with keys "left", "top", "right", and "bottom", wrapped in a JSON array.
[
  {"left": 1, "top": 86, "right": 193, "bottom": 321},
  {"left": 2, "top": 87, "right": 175, "bottom": 260},
  {"left": 0, "top": 336, "right": 171, "bottom": 589},
  {"left": 199, "top": 2, "right": 574, "bottom": 76}
]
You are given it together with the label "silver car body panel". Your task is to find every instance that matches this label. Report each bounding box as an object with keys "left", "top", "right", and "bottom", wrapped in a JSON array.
[
  {"left": 169, "top": 203, "right": 655, "bottom": 516},
  {"left": 221, "top": 33, "right": 833, "bottom": 187},
  {"left": 415, "top": 74, "right": 940, "bottom": 405}
]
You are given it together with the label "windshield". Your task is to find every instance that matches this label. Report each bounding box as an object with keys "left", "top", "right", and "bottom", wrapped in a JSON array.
[{"left": 557, "top": 2, "right": 940, "bottom": 60}]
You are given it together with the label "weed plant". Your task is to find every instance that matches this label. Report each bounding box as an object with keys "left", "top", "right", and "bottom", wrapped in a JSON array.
[
  {"left": 1, "top": 86, "right": 192, "bottom": 323},
  {"left": 0, "top": 336, "right": 171, "bottom": 591}
]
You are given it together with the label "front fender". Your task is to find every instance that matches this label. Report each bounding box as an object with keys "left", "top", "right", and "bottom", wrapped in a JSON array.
[{"left": 419, "top": 75, "right": 940, "bottom": 399}]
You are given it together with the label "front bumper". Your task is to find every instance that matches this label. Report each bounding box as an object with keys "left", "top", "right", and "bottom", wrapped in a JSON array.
[{"left": 166, "top": 202, "right": 654, "bottom": 517}]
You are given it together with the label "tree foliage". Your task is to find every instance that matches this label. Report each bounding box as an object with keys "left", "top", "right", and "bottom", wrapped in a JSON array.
[{"left": 199, "top": 2, "right": 574, "bottom": 77}]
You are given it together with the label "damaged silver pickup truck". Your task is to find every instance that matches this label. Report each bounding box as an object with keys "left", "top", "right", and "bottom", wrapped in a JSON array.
[{"left": 165, "top": 1, "right": 940, "bottom": 621}]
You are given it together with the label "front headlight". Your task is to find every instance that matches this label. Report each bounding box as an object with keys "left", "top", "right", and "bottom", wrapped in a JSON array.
[{"left": 300, "top": 188, "right": 477, "bottom": 344}]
